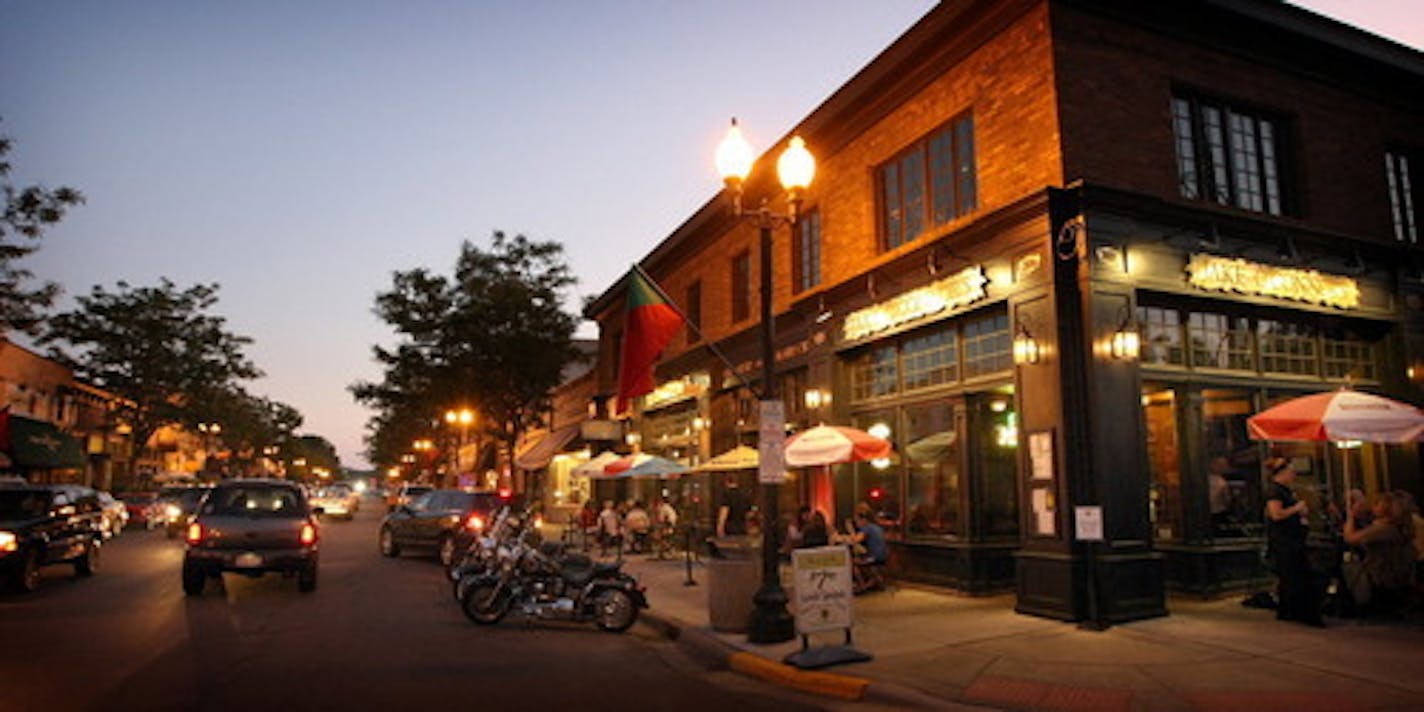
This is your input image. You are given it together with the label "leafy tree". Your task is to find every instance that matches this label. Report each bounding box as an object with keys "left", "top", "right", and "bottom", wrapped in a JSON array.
[
  {"left": 0, "top": 127, "right": 84, "bottom": 334},
  {"left": 41, "top": 279, "right": 262, "bottom": 472},
  {"left": 284, "top": 434, "right": 341, "bottom": 481},
  {"left": 353, "top": 231, "right": 582, "bottom": 479},
  {"left": 195, "top": 387, "right": 304, "bottom": 475}
]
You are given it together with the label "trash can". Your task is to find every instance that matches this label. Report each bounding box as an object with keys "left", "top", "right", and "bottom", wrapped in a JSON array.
[{"left": 706, "top": 537, "right": 760, "bottom": 633}]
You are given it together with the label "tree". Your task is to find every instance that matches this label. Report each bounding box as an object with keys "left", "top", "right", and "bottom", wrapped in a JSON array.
[
  {"left": 0, "top": 126, "right": 84, "bottom": 334},
  {"left": 196, "top": 387, "right": 304, "bottom": 476},
  {"left": 352, "top": 231, "right": 583, "bottom": 481},
  {"left": 284, "top": 434, "right": 341, "bottom": 482},
  {"left": 42, "top": 279, "right": 262, "bottom": 472}
]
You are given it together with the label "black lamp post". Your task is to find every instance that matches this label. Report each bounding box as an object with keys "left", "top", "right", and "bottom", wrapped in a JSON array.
[{"left": 714, "top": 118, "right": 815, "bottom": 644}]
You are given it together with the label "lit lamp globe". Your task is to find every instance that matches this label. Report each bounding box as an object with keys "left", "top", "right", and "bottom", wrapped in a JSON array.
[
  {"left": 715, "top": 118, "right": 754, "bottom": 188},
  {"left": 776, "top": 136, "right": 815, "bottom": 193}
]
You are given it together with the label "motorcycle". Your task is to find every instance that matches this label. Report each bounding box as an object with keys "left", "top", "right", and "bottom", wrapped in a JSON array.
[{"left": 457, "top": 531, "right": 647, "bottom": 633}]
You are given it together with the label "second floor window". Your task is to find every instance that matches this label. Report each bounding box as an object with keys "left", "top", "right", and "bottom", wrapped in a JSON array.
[
  {"left": 1172, "top": 94, "right": 1286, "bottom": 216},
  {"left": 731, "top": 250, "right": 751, "bottom": 323},
  {"left": 1386, "top": 150, "right": 1419, "bottom": 243},
  {"left": 879, "top": 113, "right": 976, "bottom": 251},
  {"left": 793, "top": 209, "right": 821, "bottom": 293}
]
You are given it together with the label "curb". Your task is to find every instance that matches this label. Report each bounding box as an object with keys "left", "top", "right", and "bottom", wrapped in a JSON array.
[{"left": 642, "top": 610, "right": 951, "bottom": 706}]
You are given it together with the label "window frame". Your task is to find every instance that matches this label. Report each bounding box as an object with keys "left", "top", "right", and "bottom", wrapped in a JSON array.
[
  {"left": 1385, "top": 148, "right": 1420, "bottom": 244},
  {"left": 877, "top": 112, "right": 977, "bottom": 251},
  {"left": 1172, "top": 91, "right": 1292, "bottom": 217},
  {"left": 792, "top": 208, "right": 822, "bottom": 294}
]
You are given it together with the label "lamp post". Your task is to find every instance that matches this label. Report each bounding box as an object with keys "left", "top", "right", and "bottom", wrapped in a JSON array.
[
  {"left": 714, "top": 118, "right": 815, "bottom": 644},
  {"left": 444, "top": 408, "right": 475, "bottom": 488},
  {"left": 197, "top": 422, "right": 222, "bottom": 478}
]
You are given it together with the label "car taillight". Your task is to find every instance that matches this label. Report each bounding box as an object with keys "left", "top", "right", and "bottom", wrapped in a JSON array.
[
  {"left": 0, "top": 531, "right": 16, "bottom": 553},
  {"left": 465, "top": 514, "right": 484, "bottom": 532},
  {"left": 300, "top": 521, "right": 318, "bottom": 546},
  {"left": 185, "top": 523, "right": 204, "bottom": 545}
]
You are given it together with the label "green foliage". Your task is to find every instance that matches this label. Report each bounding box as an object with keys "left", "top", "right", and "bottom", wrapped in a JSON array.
[
  {"left": 352, "top": 231, "right": 583, "bottom": 468},
  {"left": 194, "top": 387, "right": 304, "bottom": 473},
  {"left": 41, "top": 279, "right": 262, "bottom": 462},
  {"left": 284, "top": 434, "right": 341, "bottom": 476},
  {"left": 0, "top": 128, "right": 84, "bottom": 334}
]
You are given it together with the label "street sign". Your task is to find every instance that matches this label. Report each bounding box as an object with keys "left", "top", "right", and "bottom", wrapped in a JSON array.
[
  {"left": 758, "top": 400, "right": 786, "bottom": 484},
  {"left": 791, "top": 545, "right": 853, "bottom": 635}
]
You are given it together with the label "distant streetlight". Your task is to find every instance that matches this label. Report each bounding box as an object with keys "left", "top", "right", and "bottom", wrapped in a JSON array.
[
  {"left": 713, "top": 117, "right": 815, "bottom": 644},
  {"left": 443, "top": 408, "right": 476, "bottom": 487}
]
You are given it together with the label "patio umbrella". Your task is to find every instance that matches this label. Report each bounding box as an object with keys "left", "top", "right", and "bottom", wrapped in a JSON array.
[
  {"left": 571, "top": 451, "right": 622, "bottom": 478},
  {"left": 604, "top": 452, "right": 690, "bottom": 478},
  {"left": 694, "top": 445, "right": 759, "bottom": 472},
  {"left": 784, "top": 425, "right": 893, "bottom": 467},
  {"left": 1247, "top": 389, "right": 1424, "bottom": 495}
]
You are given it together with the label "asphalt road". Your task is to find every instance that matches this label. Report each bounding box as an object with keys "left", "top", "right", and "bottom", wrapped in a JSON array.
[{"left": 0, "top": 497, "right": 825, "bottom": 712}]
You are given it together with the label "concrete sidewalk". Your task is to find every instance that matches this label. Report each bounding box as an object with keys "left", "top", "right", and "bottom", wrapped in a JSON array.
[{"left": 617, "top": 553, "right": 1424, "bottom": 711}]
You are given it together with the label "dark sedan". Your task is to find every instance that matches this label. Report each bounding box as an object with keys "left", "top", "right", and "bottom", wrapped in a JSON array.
[
  {"left": 378, "top": 489, "right": 503, "bottom": 567},
  {"left": 0, "top": 485, "right": 104, "bottom": 592}
]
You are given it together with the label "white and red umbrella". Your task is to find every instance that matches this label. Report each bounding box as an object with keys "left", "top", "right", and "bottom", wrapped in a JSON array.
[
  {"left": 603, "top": 452, "right": 690, "bottom": 478},
  {"left": 783, "top": 425, "right": 893, "bottom": 467},
  {"left": 1248, "top": 389, "right": 1424, "bottom": 495},
  {"left": 1247, "top": 390, "right": 1424, "bottom": 443}
]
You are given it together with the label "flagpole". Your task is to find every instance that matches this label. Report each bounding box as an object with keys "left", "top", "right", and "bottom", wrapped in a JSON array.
[{"left": 629, "top": 264, "right": 763, "bottom": 399}]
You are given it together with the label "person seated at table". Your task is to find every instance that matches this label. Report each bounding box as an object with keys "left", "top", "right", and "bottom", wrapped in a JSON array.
[
  {"left": 801, "top": 510, "right": 830, "bottom": 549},
  {"left": 624, "top": 501, "right": 651, "bottom": 554},
  {"left": 1343, "top": 491, "right": 1416, "bottom": 616},
  {"left": 842, "top": 510, "right": 888, "bottom": 593}
]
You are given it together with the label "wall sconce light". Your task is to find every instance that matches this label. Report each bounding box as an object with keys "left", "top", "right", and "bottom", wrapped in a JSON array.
[
  {"left": 1198, "top": 222, "right": 1222, "bottom": 251},
  {"left": 803, "top": 388, "right": 829, "bottom": 410},
  {"left": 815, "top": 294, "right": 833, "bottom": 324},
  {"left": 691, "top": 416, "right": 708, "bottom": 431},
  {"left": 1012, "top": 319, "right": 1041, "bottom": 365},
  {"left": 1276, "top": 237, "right": 1299, "bottom": 264},
  {"left": 1110, "top": 306, "right": 1141, "bottom": 360},
  {"left": 1408, "top": 362, "right": 1424, "bottom": 384}
]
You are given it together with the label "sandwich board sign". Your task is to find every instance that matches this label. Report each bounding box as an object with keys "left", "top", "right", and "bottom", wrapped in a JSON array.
[{"left": 786, "top": 544, "right": 870, "bottom": 669}]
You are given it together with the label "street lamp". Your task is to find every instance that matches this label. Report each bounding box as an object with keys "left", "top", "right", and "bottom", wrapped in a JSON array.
[
  {"left": 197, "top": 422, "right": 222, "bottom": 477},
  {"left": 714, "top": 117, "right": 815, "bottom": 644},
  {"left": 444, "top": 408, "right": 475, "bottom": 487}
]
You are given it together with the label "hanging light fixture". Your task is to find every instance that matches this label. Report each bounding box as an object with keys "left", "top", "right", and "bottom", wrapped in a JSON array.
[
  {"left": 1013, "top": 319, "right": 1040, "bottom": 365},
  {"left": 1110, "top": 306, "right": 1141, "bottom": 360}
]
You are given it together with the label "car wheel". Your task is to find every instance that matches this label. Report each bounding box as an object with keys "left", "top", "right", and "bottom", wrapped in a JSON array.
[
  {"left": 438, "top": 534, "right": 456, "bottom": 568},
  {"left": 10, "top": 550, "right": 41, "bottom": 593},
  {"left": 74, "top": 539, "right": 100, "bottom": 577},
  {"left": 595, "top": 589, "right": 637, "bottom": 633},
  {"left": 379, "top": 526, "right": 400, "bottom": 557},
  {"left": 182, "top": 562, "right": 205, "bottom": 596},
  {"left": 298, "top": 564, "right": 318, "bottom": 593}
]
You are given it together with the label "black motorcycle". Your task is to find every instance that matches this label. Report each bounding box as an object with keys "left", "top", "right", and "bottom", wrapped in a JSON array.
[{"left": 457, "top": 538, "right": 646, "bottom": 633}]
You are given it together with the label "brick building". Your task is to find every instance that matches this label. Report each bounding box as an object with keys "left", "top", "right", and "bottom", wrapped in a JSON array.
[{"left": 584, "top": 0, "right": 1423, "bottom": 623}]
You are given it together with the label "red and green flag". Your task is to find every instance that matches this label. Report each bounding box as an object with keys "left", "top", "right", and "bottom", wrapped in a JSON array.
[{"left": 617, "top": 269, "right": 685, "bottom": 414}]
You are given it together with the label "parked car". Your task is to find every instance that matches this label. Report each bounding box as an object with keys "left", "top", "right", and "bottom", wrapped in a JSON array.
[
  {"left": 384, "top": 484, "right": 432, "bottom": 513},
  {"left": 310, "top": 483, "right": 359, "bottom": 520},
  {"left": 379, "top": 489, "right": 504, "bottom": 567},
  {"left": 96, "top": 491, "right": 129, "bottom": 538},
  {"left": 181, "top": 479, "right": 321, "bottom": 595},
  {"left": 119, "top": 491, "right": 163, "bottom": 530},
  {"left": 0, "top": 485, "right": 104, "bottom": 592},
  {"left": 159, "top": 486, "right": 211, "bottom": 539}
]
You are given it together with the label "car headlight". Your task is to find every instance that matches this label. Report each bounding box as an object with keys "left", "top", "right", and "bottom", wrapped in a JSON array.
[
  {"left": 0, "top": 530, "right": 16, "bottom": 553},
  {"left": 166, "top": 504, "right": 182, "bottom": 520}
]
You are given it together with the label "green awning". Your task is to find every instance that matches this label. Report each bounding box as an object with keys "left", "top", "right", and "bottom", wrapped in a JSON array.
[{"left": 9, "top": 416, "right": 86, "bottom": 469}]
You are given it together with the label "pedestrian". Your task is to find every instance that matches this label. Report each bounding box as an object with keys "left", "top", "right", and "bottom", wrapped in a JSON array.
[
  {"left": 1264, "top": 457, "right": 1323, "bottom": 627},
  {"left": 577, "top": 500, "right": 599, "bottom": 551},
  {"left": 800, "top": 510, "right": 830, "bottom": 549},
  {"left": 1342, "top": 491, "right": 1416, "bottom": 615},
  {"left": 781, "top": 505, "right": 810, "bottom": 559},
  {"left": 597, "top": 500, "right": 622, "bottom": 557},
  {"left": 625, "top": 501, "right": 651, "bottom": 553},
  {"left": 716, "top": 477, "right": 750, "bottom": 538},
  {"left": 842, "top": 509, "right": 888, "bottom": 593}
]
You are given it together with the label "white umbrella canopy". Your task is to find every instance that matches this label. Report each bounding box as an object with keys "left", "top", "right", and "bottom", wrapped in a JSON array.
[
  {"left": 571, "top": 451, "right": 622, "bottom": 478},
  {"left": 605, "top": 453, "right": 691, "bottom": 478}
]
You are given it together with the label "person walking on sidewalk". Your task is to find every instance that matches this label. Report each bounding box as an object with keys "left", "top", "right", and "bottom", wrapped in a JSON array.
[{"left": 1264, "top": 457, "right": 1323, "bottom": 627}]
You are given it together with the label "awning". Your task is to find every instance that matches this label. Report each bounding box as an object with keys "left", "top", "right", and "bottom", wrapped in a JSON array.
[
  {"left": 8, "top": 416, "right": 86, "bottom": 469},
  {"left": 514, "top": 423, "right": 583, "bottom": 470}
]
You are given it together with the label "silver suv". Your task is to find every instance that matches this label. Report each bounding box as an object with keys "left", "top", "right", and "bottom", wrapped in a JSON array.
[{"left": 181, "top": 480, "right": 321, "bottom": 595}]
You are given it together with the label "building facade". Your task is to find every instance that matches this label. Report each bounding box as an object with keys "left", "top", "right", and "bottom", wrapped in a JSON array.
[{"left": 585, "top": 0, "right": 1423, "bottom": 623}]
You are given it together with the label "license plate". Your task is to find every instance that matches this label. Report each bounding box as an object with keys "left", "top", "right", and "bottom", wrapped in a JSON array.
[{"left": 235, "top": 552, "right": 263, "bottom": 568}]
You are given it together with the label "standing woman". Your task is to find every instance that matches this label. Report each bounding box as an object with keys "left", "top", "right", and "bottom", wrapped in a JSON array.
[{"left": 1264, "top": 457, "right": 1323, "bottom": 627}]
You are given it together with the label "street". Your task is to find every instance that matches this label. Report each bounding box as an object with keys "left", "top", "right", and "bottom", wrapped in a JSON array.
[{"left": 0, "top": 497, "right": 825, "bottom": 712}]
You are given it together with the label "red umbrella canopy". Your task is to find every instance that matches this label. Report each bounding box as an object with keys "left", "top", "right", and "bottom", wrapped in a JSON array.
[
  {"left": 1247, "top": 390, "right": 1424, "bottom": 443},
  {"left": 784, "top": 425, "right": 893, "bottom": 467}
]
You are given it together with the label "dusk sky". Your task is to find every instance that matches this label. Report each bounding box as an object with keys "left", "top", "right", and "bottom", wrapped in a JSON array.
[{"left": 1, "top": 1, "right": 1419, "bottom": 469}]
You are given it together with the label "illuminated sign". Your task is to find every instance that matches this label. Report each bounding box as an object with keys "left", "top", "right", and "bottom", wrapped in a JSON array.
[
  {"left": 1186, "top": 254, "right": 1359, "bottom": 310},
  {"left": 843, "top": 266, "right": 988, "bottom": 341},
  {"left": 643, "top": 373, "right": 709, "bottom": 410}
]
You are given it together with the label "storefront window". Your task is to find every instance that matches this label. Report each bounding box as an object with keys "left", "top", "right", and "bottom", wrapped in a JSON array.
[
  {"left": 973, "top": 395, "right": 1019, "bottom": 537},
  {"left": 853, "top": 410, "right": 901, "bottom": 536},
  {"left": 1201, "top": 388, "right": 1262, "bottom": 538},
  {"left": 1259, "top": 319, "right": 1318, "bottom": 375},
  {"left": 903, "top": 401, "right": 961, "bottom": 540},
  {"left": 850, "top": 346, "right": 899, "bottom": 401},
  {"left": 963, "top": 313, "right": 1011, "bottom": 379},
  {"left": 1321, "top": 329, "right": 1376, "bottom": 380},
  {"left": 902, "top": 328, "right": 958, "bottom": 392},
  {"left": 1139, "top": 306, "right": 1185, "bottom": 366},
  {"left": 1143, "top": 388, "right": 1183, "bottom": 542},
  {"left": 1188, "top": 312, "right": 1253, "bottom": 371}
]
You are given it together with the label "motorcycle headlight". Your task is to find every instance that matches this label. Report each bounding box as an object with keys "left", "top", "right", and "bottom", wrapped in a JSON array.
[{"left": 0, "top": 530, "right": 17, "bottom": 553}]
